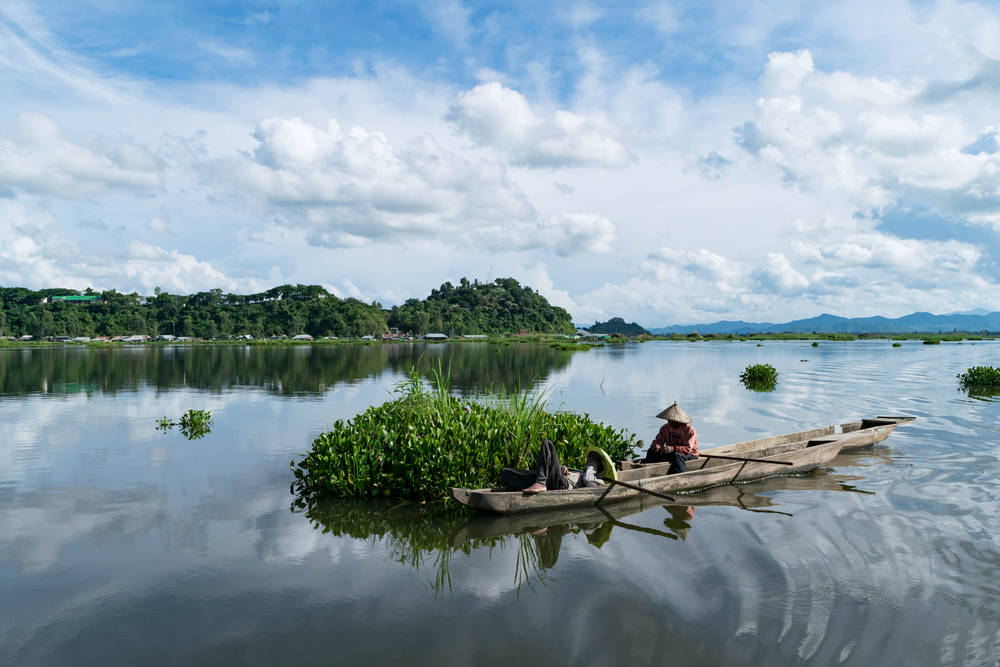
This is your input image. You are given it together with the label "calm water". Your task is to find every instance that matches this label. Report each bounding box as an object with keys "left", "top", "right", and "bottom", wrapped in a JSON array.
[{"left": 2, "top": 340, "right": 999, "bottom": 666}]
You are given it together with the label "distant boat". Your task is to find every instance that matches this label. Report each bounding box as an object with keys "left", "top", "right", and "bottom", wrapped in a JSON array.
[{"left": 448, "top": 416, "right": 915, "bottom": 515}]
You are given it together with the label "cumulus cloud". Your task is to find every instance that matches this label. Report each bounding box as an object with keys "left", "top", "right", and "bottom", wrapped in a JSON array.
[
  {"left": 751, "top": 252, "right": 810, "bottom": 295},
  {"left": 0, "top": 201, "right": 262, "bottom": 294},
  {"left": 447, "top": 82, "right": 633, "bottom": 169},
  {"left": 736, "top": 50, "right": 1000, "bottom": 217},
  {"left": 475, "top": 212, "right": 616, "bottom": 256},
  {"left": 0, "top": 112, "right": 162, "bottom": 197},
  {"left": 205, "top": 115, "right": 618, "bottom": 256},
  {"left": 207, "top": 116, "right": 536, "bottom": 246}
]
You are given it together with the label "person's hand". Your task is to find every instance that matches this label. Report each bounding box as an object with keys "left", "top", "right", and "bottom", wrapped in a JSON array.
[
  {"left": 649, "top": 442, "right": 662, "bottom": 453},
  {"left": 560, "top": 465, "right": 569, "bottom": 475},
  {"left": 665, "top": 446, "right": 675, "bottom": 454}
]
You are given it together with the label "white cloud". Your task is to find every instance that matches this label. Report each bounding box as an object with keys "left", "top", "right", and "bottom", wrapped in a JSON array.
[
  {"left": 473, "top": 212, "right": 616, "bottom": 256},
  {"left": 737, "top": 50, "right": 1000, "bottom": 217},
  {"left": 751, "top": 252, "right": 810, "bottom": 295},
  {"left": 907, "top": 0, "right": 1000, "bottom": 59},
  {"left": 447, "top": 82, "right": 633, "bottom": 169},
  {"left": 207, "top": 116, "right": 536, "bottom": 245},
  {"left": 0, "top": 201, "right": 262, "bottom": 294},
  {"left": 637, "top": 3, "right": 681, "bottom": 33},
  {"left": 0, "top": 112, "right": 162, "bottom": 197},
  {"left": 146, "top": 216, "right": 172, "bottom": 235}
]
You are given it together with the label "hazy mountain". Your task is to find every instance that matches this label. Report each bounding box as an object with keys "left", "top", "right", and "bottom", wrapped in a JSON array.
[{"left": 648, "top": 311, "right": 1000, "bottom": 334}]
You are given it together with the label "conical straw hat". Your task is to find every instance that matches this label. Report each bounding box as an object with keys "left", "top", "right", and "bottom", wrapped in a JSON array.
[{"left": 656, "top": 402, "right": 691, "bottom": 423}]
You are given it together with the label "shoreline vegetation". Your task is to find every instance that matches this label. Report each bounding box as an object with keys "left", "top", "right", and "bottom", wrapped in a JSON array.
[
  {"left": 0, "top": 278, "right": 575, "bottom": 343},
  {"left": 1, "top": 331, "right": 995, "bottom": 348},
  {"left": 0, "top": 280, "right": 997, "bottom": 346},
  {"left": 290, "top": 365, "right": 641, "bottom": 501}
]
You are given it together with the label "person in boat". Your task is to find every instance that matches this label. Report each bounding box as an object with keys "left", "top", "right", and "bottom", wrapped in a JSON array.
[
  {"left": 500, "top": 441, "right": 616, "bottom": 494},
  {"left": 642, "top": 402, "right": 699, "bottom": 474}
]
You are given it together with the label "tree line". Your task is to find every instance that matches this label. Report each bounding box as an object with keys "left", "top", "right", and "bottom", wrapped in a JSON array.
[{"left": 0, "top": 278, "right": 574, "bottom": 339}]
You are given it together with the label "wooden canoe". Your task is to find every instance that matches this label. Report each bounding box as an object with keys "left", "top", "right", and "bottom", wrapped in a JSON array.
[
  {"left": 447, "top": 459, "right": 876, "bottom": 548},
  {"left": 447, "top": 415, "right": 914, "bottom": 515}
]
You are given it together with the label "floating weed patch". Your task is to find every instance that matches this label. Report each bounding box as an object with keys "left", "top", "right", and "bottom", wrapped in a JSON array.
[
  {"left": 156, "top": 409, "right": 213, "bottom": 440},
  {"left": 958, "top": 367, "right": 1000, "bottom": 399},
  {"left": 290, "top": 365, "right": 641, "bottom": 501},
  {"left": 923, "top": 339, "right": 941, "bottom": 345},
  {"left": 893, "top": 343, "right": 902, "bottom": 347},
  {"left": 549, "top": 342, "right": 591, "bottom": 351},
  {"left": 740, "top": 363, "right": 778, "bottom": 393},
  {"left": 811, "top": 341, "right": 819, "bottom": 347}
]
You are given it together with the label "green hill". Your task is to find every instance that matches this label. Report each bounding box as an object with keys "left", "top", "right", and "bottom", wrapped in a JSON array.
[
  {"left": 586, "top": 317, "right": 650, "bottom": 337},
  {"left": 387, "top": 278, "right": 574, "bottom": 336},
  {"left": 0, "top": 278, "right": 574, "bottom": 339}
]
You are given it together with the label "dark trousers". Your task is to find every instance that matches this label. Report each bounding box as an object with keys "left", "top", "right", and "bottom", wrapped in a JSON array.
[
  {"left": 642, "top": 450, "right": 696, "bottom": 475},
  {"left": 500, "top": 439, "right": 570, "bottom": 491}
]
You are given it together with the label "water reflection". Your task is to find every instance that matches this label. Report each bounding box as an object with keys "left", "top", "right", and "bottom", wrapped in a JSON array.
[
  {"left": 0, "top": 342, "right": 574, "bottom": 398},
  {"left": 295, "top": 454, "right": 883, "bottom": 594},
  {"left": 7, "top": 341, "right": 1000, "bottom": 665}
]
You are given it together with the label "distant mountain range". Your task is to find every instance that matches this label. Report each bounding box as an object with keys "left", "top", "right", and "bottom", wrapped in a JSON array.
[{"left": 648, "top": 311, "right": 1000, "bottom": 334}]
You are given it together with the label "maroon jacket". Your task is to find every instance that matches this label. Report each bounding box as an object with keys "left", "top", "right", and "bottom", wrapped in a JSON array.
[{"left": 650, "top": 422, "right": 698, "bottom": 457}]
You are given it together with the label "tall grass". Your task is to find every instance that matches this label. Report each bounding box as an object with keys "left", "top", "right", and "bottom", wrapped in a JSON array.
[{"left": 291, "top": 364, "right": 641, "bottom": 501}]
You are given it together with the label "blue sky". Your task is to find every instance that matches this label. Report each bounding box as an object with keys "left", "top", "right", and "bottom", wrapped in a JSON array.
[{"left": 2, "top": 0, "right": 1000, "bottom": 325}]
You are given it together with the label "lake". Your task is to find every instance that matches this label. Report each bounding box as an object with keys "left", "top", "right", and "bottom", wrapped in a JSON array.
[{"left": 1, "top": 340, "right": 998, "bottom": 666}]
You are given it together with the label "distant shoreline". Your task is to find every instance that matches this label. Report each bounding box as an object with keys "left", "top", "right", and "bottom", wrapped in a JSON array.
[{"left": 0, "top": 331, "right": 994, "bottom": 349}]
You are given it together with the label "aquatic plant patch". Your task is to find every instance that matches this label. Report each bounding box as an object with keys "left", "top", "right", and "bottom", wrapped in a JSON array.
[
  {"left": 740, "top": 363, "right": 778, "bottom": 392},
  {"left": 958, "top": 367, "right": 1000, "bottom": 391},
  {"left": 156, "top": 409, "right": 213, "bottom": 440},
  {"left": 291, "top": 367, "right": 641, "bottom": 501}
]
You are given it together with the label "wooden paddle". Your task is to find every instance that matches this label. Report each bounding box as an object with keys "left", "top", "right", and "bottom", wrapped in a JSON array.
[
  {"left": 697, "top": 453, "right": 794, "bottom": 466},
  {"left": 599, "top": 478, "right": 676, "bottom": 503},
  {"left": 631, "top": 453, "right": 794, "bottom": 466}
]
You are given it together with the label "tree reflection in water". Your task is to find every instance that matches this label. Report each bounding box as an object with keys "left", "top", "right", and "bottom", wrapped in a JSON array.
[
  {"left": 292, "top": 493, "right": 705, "bottom": 596},
  {"left": 292, "top": 452, "right": 886, "bottom": 596}
]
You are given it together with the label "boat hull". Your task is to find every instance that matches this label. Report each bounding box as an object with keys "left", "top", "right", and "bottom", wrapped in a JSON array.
[
  {"left": 448, "top": 415, "right": 914, "bottom": 515},
  {"left": 449, "top": 439, "right": 843, "bottom": 515}
]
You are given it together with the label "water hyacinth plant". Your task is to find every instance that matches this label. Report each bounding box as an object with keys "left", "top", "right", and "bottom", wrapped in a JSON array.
[
  {"left": 958, "top": 366, "right": 1000, "bottom": 399},
  {"left": 740, "top": 363, "right": 779, "bottom": 392},
  {"left": 156, "top": 409, "right": 213, "bottom": 440},
  {"left": 290, "top": 365, "right": 641, "bottom": 501}
]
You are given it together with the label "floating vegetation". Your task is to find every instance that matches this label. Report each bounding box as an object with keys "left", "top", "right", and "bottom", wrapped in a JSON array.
[
  {"left": 549, "top": 342, "right": 591, "bottom": 352},
  {"left": 291, "top": 364, "right": 641, "bottom": 501},
  {"left": 156, "top": 409, "right": 213, "bottom": 439},
  {"left": 923, "top": 339, "right": 941, "bottom": 345},
  {"left": 811, "top": 341, "right": 819, "bottom": 347},
  {"left": 958, "top": 367, "right": 1000, "bottom": 399},
  {"left": 892, "top": 343, "right": 902, "bottom": 347},
  {"left": 740, "top": 363, "right": 778, "bottom": 393}
]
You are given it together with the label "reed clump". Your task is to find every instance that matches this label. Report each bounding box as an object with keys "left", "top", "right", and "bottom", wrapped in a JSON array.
[
  {"left": 291, "top": 365, "right": 641, "bottom": 501},
  {"left": 740, "top": 363, "right": 779, "bottom": 392}
]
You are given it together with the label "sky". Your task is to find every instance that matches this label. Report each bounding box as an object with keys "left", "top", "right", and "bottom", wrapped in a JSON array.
[{"left": 2, "top": 0, "right": 1000, "bottom": 326}]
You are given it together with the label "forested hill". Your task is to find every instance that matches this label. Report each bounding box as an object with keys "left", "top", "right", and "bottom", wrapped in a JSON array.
[
  {"left": 585, "top": 317, "right": 650, "bottom": 336},
  {"left": 386, "top": 278, "right": 574, "bottom": 336},
  {"left": 0, "top": 278, "right": 573, "bottom": 339}
]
